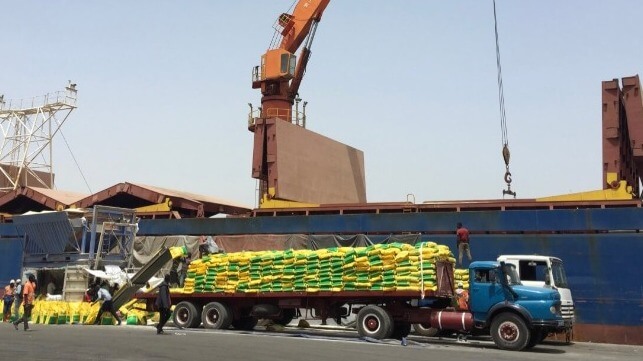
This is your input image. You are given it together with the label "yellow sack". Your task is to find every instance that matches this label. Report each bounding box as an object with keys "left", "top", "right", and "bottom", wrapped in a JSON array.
[{"left": 169, "top": 246, "right": 187, "bottom": 259}]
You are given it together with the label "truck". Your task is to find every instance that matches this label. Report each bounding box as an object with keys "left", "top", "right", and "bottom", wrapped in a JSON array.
[
  {"left": 413, "top": 254, "right": 574, "bottom": 341},
  {"left": 497, "top": 255, "right": 574, "bottom": 341},
  {"left": 136, "top": 256, "right": 568, "bottom": 351}
]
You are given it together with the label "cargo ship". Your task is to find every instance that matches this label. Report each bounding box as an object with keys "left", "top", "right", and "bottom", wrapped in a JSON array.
[{"left": 0, "top": 0, "right": 641, "bottom": 346}]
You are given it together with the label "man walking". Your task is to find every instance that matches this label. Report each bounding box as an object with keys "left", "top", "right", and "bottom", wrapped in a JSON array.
[
  {"left": 93, "top": 281, "right": 122, "bottom": 325},
  {"left": 155, "top": 274, "right": 172, "bottom": 334},
  {"left": 13, "top": 274, "right": 36, "bottom": 331},
  {"left": 456, "top": 222, "right": 472, "bottom": 266}
]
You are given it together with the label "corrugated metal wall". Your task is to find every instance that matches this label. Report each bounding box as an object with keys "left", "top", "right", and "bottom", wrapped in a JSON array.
[{"left": 0, "top": 237, "right": 24, "bottom": 286}]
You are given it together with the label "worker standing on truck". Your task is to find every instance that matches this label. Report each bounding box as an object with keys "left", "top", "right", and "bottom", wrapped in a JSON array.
[
  {"left": 155, "top": 274, "right": 172, "bottom": 334},
  {"left": 455, "top": 282, "right": 469, "bottom": 310},
  {"left": 456, "top": 222, "right": 472, "bottom": 266},
  {"left": 178, "top": 255, "right": 190, "bottom": 288}
]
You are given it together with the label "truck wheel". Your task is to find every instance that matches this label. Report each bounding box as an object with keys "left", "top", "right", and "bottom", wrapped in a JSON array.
[
  {"left": 232, "top": 316, "right": 258, "bottom": 331},
  {"left": 202, "top": 302, "right": 233, "bottom": 330},
  {"left": 173, "top": 301, "right": 202, "bottom": 329},
  {"left": 490, "top": 312, "right": 530, "bottom": 351},
  {"left": 412, "top": 323, "right": 439, "bottom": 337},
  {"left": 391, "top": 322, "right": 412, "bottom": 340},
  {"left": 356, "top": 305, "right": 393, "bottom": 339},
  {"left": 275, "top": 308, "right": 296, "bottom": 326}
]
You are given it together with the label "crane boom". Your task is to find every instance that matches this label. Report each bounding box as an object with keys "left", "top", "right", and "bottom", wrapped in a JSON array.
[
  {"left": 279, "top": 0, "right": 329, "bottom": 53},
  {"left": 251, "top": 0, "right": 330, "bottom": 123}
]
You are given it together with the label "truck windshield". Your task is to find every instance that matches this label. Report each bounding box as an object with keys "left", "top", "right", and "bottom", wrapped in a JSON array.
[
  {"left": 551, "top": 260, "right": 569, "bottom": 288},
  {"left": 518, "top": 259, "right": 548, "bottom": 282}
]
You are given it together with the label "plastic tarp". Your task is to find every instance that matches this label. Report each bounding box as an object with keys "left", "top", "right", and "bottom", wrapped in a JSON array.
[
  {"left": 213, "top": 234, "right": 308, "bottom": 252},
  {"left": 82, "top": 267, "right": 134, "bottom": 289},
  {"left": 211, "top": 233, "right": 421, "bottom": 252},
  {"left": 132, "top": 236, "right": 200, "bottom": 266},
  {"left": 81, "top": 266, "right": 163, "bottom": 292}
]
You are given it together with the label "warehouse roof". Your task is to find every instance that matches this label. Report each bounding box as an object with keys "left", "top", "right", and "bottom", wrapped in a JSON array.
[
  {"left": 0, "top": 186, "right": 87, "bottom": 214},
  {"left": 0, "top": 182, "right": 251, "bottom": 218},
  {"left": 73, "top": 182, "right": 251, "bottom": 218}
]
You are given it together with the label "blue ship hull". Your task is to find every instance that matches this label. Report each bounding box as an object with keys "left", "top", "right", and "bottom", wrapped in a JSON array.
[{"left": 135, "top": 207, "right": 643, "bottom": 344}]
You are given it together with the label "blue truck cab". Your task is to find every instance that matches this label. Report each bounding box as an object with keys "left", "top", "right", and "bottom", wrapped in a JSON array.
[{"left": 468, "top": 261, "right": 567, "bottom": 350}]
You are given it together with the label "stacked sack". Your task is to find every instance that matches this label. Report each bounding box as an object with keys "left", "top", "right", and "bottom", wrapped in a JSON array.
[
  {"left": 182, "top": 242, "right": 455, "bottom": 294},
  {"left": 454, "top": 268, "right": 470, "bottom": 289}
]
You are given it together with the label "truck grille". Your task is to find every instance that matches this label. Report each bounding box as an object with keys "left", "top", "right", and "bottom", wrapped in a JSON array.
[{"left": 561, "top": 304, "right": 574, "bottom": 320}]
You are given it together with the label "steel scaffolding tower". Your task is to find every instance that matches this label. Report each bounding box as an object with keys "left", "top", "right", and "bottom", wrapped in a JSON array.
[{"left": 0, "top": 82, "right": 77, "bottom": 191}]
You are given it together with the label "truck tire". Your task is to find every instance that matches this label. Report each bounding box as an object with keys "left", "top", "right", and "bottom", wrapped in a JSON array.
[
  {"left": 232, "top": 316, "right": 258, "bottom": 331},
  {"left": 412, "top": 323, "right": 439, "bottom": 337},
  {"left": 173, "top": 301, "right": 202, "bottom": 329},
  {"left": 490, "top": 312, "right": 530, "bottom": 351},
  {"left": 275, "top": 308, "right": 296, "bottom": 326},
  {"left": 391, "top": 322, "right": 412, "bottom": 340},
  {"left": 202, "top": 302, "right": 233, "bottom": 330},
  {"left": 356, "top": 305, "right": 393, "bottom": 339}
]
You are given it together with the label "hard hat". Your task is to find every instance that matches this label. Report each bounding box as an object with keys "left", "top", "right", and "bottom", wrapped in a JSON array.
[
  {"left": 457, "top": 282, "right": 463, "bottom": 288},
  {"left": 15, "top": 279, "right": 21, "bottom": 283},
  {"left": 9, "top": 279, "right": 15, "bottom": 284}
]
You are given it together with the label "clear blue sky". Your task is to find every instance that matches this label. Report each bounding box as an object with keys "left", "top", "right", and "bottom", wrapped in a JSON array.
[{"left": 1, "top": 1, "right": 642, "bottom": 208}]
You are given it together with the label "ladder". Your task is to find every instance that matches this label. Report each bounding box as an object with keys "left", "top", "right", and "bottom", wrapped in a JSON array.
[{"left": 62, "top": 265, "right": 89, "bottom": 302}]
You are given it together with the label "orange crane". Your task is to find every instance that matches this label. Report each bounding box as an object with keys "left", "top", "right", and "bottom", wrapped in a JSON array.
[
  {"left": 250, "top": 0, "right": 330, "bottom": 124},
  {"left": 249, "top": 0, "right": 331, "bottom": 206}
]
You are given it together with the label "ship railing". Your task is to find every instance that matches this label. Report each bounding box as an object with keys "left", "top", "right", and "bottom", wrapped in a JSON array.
[
  {"left": 0, "top": 90, "right": 77, "bottom": 111},
  {"left": 247, "top": 107, "right": 307, "bottom": 129}
]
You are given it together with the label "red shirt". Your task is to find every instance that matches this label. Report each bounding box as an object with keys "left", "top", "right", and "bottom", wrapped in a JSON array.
[{"left": 456, "top": 227, "right": 470, "bottom": 243}]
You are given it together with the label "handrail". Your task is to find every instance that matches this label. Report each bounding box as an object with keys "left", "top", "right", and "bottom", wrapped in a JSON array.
[
  {"left": 0, "top": 90, "right": 77, "bottom": 111},
  {"left": 248, "top": 108, "right": 307, "bottom": 128}
]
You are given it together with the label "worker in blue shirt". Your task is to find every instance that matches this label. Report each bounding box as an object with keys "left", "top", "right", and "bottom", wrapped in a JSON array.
[{"left": 93, "top": 281, "right": 122, "bottom": 325}]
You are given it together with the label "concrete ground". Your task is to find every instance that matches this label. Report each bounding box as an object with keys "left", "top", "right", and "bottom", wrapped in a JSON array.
[{"left": 1, "top": 321, "right": 640, "bottom": 361}]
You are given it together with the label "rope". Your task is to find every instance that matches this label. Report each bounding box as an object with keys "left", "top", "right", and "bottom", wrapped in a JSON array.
[
  {"left": 493, "top": 0, "right": 508, "bottom": 148},
  {"left": 59, "top": 129, "right": 93, "bottom": 194},
  {"left": 419, "top": 242, "right": 425, "bottom": 300},
  {"left": 493, "top": 0, "right": 516, "bottom": 197}
]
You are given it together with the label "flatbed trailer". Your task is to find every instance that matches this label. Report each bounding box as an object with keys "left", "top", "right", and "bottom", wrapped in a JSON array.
[
  {"left": 136, "top": 260, "right": 568, "bottom": 351},
  {"left": 137, "top": 289, "right": 452, "bottom": 337},
  {"left": 136, "top": 261, "right": 455, "bottom": 339}
]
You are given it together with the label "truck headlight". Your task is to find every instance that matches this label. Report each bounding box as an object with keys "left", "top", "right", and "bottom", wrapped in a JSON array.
[{"left": 550, "top": 306, "right": 557, "bottom": 315}]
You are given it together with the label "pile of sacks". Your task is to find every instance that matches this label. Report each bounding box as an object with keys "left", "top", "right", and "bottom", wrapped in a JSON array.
[
  {"left": 183, "top": 242, "right": 455, "bottom": 294},
  {"left": 454, "top": 268, "right": 470, "bottom": 289},
  {"left": 0, "top": 299, "right": 152, "bottom": 326}
]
